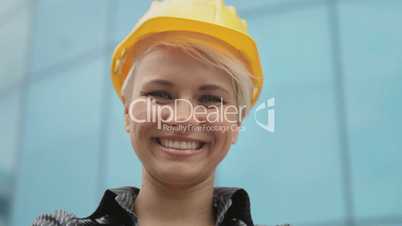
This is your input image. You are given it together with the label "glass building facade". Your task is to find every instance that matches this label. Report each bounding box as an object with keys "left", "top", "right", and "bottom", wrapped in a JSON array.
[{"left": 0, "top": 0, "right": 401, "bottom": 226}]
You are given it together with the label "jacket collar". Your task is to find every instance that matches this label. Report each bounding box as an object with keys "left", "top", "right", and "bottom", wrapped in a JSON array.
[{"left": 87, "top": 186, "right": 254, "bottom": 226}]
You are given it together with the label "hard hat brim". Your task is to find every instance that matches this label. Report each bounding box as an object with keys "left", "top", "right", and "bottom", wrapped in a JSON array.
[{"left": 111, "top": 16, "right": 264, "bottom": 105}]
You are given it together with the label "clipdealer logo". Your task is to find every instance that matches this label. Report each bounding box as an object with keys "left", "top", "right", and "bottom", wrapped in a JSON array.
[
  {"left": 127, "top": 97, "right": 275, "bottom": 133},
  {"left": 253, "top": 97, "right": 275, "bottom": 133}
]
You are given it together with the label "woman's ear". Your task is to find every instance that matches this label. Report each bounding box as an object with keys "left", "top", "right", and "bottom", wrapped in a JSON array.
[{"left": 122, "top": 96, "right": 131, "bottom": 133}]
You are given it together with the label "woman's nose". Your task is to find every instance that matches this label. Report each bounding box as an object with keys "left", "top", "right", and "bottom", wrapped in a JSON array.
[
  {"left": 159, "top": 98, "right": 207, "bottom": 125},
  {"left": 174, "top": 99, "right": 193, "bottom": 123}
]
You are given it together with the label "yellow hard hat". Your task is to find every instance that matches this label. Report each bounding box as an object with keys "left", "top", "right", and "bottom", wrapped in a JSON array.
[{"left": 111, "top": 0, "right": 264, "bottom": 106}]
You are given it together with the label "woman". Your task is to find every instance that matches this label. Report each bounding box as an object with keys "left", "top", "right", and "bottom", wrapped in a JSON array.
[{"left": 32, "top": 0, "right": 285, "bottom": 225}]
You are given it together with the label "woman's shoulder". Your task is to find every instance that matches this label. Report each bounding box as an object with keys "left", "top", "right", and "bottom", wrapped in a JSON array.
[
  {"left": 31, "top": 209, "right": 96, "bottom": 226},
  {"left": 31, "top": 186, "right": 137, "bottom": 226}
]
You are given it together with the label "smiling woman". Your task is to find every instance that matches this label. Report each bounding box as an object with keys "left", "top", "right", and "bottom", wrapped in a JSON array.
[{"left": 31, "top": 0, "right": 288, "bottom": 226}]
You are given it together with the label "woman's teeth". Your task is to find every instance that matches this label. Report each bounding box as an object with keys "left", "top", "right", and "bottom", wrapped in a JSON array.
[{"left": 158, "top": 138, "right": 203, "bottom": 150}]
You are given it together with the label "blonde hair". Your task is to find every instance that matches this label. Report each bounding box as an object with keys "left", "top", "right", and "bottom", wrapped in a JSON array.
[{"left": 121, "top": 32, "right": 255, "bottom": 119}]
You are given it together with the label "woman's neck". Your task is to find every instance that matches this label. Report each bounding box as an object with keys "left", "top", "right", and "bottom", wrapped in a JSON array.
[{"left": 134, "top": 170, "right": 216, "bottom": 226}]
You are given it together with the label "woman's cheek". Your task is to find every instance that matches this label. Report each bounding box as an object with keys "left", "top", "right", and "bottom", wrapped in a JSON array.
[
  {"left": 127, "top": 97, "right": 150, "bottom": 123},
  {"left": 204, "top": 105, "right": 240, "bottom": 128},
  {"left": 127, "top": 98, "right": 156, "bottom": 147},
  {"left": 212, "top": 106, "right": 240, "bottom": 155}
]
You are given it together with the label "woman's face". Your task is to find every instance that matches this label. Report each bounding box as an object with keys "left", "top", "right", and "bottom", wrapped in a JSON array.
[{"left": 124, "top": 46, "right": 241, "bottom": 187}]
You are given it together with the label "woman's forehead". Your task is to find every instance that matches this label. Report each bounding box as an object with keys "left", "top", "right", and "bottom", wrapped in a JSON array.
[{"left": 134, "top": 47, "right": 234, "bottom": 88}]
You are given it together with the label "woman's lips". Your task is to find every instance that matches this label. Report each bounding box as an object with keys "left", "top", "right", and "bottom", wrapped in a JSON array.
[
  {"left": 152, "top": 137, "right": 207, "bottom": 157},
  {"left": 158, "top": 138, "right": 204, "bottom": 150}
]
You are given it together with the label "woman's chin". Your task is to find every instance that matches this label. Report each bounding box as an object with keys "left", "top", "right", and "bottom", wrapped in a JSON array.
[{"left": 152, "top": 165, "right": 210, "bottom": 187}]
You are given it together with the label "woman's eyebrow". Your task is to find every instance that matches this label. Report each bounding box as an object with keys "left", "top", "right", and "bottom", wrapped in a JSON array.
[
  {"left": 199, "top": 84, "right": 230, "bottom": 95},
  {"left": 145, "top": 79, "right": 174, "bottom": 87},
  {"left": 144, "top": 80, "right": 230, "bottom": 95}
]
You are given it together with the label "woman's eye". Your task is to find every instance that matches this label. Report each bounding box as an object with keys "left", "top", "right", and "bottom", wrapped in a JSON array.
[
  {"left": 143, "top": 91, "right": 173, "bottom": 100},
  {"left": 199, "top": 95, "right": 224, "bottom": 105}
]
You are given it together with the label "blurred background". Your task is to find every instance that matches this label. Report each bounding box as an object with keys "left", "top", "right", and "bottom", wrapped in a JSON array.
[{"left": 0, "top": 0, "right": 401, "bottom": 225}]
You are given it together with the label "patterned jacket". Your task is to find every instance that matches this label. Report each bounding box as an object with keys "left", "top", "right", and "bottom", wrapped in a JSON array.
[{"left": 32, "top": 186, "right": 290, "bottom": 226}]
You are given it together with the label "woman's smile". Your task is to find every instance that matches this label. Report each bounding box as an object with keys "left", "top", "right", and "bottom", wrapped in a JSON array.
[{"left": 151, "top": 135, "right": 209, "bottom": 158}]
